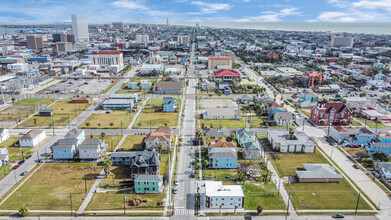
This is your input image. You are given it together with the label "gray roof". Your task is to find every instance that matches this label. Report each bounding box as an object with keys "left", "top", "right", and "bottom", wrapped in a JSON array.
[
  {"left": 202, "top": 128, "right": 224, "bottom": 137},
  {"left": 103, "top": 99, "right": 133, "bottom": 105},
  {"left": 274, "top": 112, "right": 294, "bottom": 120},
  {"left": 39, "top": 109, "right": 53, "bottom": 113},
  {"left": 83, "top": 139, "right": 103, "bottom": 145},
  {"left": 52, "top": 139, "right": 78, "bottom": 150},
  {"left": 78, "top": 144, "right": 99, "bottom": 150},
  {"left": 65, "top": 128, "right": 83, "bottom": 139},
  {"left": 243, "top": 141, "right": 260, "bottom": 151},
  {"left": 296, "top": 164, "right": 343, "bottom": 179},
  {"left": 110, "top": 151, "right": 160, "bottom": 167},
  {"left": 21, "top": 130, "right": 45, "bottom": 140},
  {"left": 268, "top": 130, "right": 316, "bottom": 146},
  {"left": 134, "top": 174, "right": 163, "bottom": 182},
  {"left": 375, "top": 162, "right": 391, "bottom": 172},
  {"left": 209, "top": 147, "right": 237, "bottom": 159},
  {"left": 236, "top": 127, "right": 254, "bottom": 139},
  {"left": 109, "top": 94, "right": 138, "bottom": 99},
  {"left": 205, "top": 108, "right": 239, "bottom": 117},
  {"left": 56, "top": 139, "right": 79, "bottom": 145}
]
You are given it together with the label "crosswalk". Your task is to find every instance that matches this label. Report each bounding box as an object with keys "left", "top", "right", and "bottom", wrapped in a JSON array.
[{"left": 174, "top": 208, "right": 195, "bottom": 216}]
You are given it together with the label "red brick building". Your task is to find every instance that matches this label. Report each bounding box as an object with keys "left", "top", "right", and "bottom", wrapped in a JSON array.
[
  {"left": 71, "top": 97, "right": 90, "bottom": 104},
  {"left": 310, "top": 101, "right": 351, "bottom": 126},
  {"left": 303, "top": 72, "right": 324, "bottom": 88}
]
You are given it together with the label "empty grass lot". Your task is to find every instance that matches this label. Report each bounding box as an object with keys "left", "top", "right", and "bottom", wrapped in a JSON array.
[
  {"left": 86, "top": 135, "right": 123, "bottom": 152},
  {"left": 355, "top": 117, "right": 390, "bottom": 128},
  {"left": 0, "top": 98, "right": 56, "bottom": 122},
  {"left": 243, "top": 183, "right": 286, "bottom": 210},
  {"left": 269, "top": 150, "right": 372, "bottom": 210},
  {"left": 86, "top": 190, "right": 165, "bottom": 211},
  {"left": 248, "top": 116, "right": 268, "bottom": 128},
  {"left": 0, "top": 163, "right": 97, "bottom": 210},
  {"left": 199, "top": 119, "right": 245, "bottom": 129},
  {"left": 80, "top": 111, "right": 134, "bottom": 129},
  {"left": 20, "top": 100, "right": 90, "bottom": 128},
  {"left": 118, "top": 135, "right": 146, "bottom": 151}
]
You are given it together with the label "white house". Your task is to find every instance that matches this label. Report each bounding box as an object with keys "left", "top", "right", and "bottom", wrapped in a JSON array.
[
  {"left": 375, "top": 162, "right": 391, "bottom": 180},
  {"left": 78, "top": 139, "right": 107, "bottom": 160},
  {"left": 0, "top": 128, "right": 9, "bottom": 144},
  {"left": 274, "top": 112, "right": 294, "bottom": 127},
  {"left": 0, "top": 148, "right": 9, "bottom": 167},
  {"left": 330, "top": 126, "right": 350, "bottom": 144},
  {"left": 198, "top": 180, "right": 244, "bottom": 210},
  {"left": 19, "top": 130, "right": 46, "bottom": 147},
  {"left": 267, "top": 130, "right": 316, "bottom": 153}
]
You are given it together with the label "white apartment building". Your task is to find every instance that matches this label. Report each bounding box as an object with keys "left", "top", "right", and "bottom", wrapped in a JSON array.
[
  {"left": 19, "top": 130, "right": 46, "bottom": 147},
  {"left": 136, "top": 34, "right": 149, "bottom": 43},
  {"left": 90, "top": 51, "right": 124, "bottom": 73},
  {"left": 331, "top": 35, "right": 354, "bottom": 48},
  {"left": 178, "top": 35, "right": 190, "bottom": 45},
  {"left": 198, "top": 181, "right": 244, "bottom": 210},
  {"left": 71, "top": 14, "right": 89, "bottom": 42}
]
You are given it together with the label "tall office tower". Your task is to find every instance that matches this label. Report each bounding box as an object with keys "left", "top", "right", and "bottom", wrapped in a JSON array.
[
  {"left": 60, "top": 32, "right": 67, "bottom": 42},
  {"left": 67, "top": 34, "right": 76, "bottom": 43},
  {"left": 26, "top": 35, "right": 44, "bottom": 50},
  {"left": 71, "top": 14, "right": 89, "bottom": 43},
  {"left": 178, "top": 35, "right": 190, "bottom": 45},
  {"left": 166, "top": 18, "right": 169, "bottom": 25},
  {"left": 330, "top": 35, "right": 354, "bottom": 48},
  {"left": 136, "top": 34, "right": 149, "bottom": 43},
  {"left": 112, "top": 22, "right": 124, "bottom": 31},
  {"left": 52, "top": 33, "right": 62, "bottom": 42}
]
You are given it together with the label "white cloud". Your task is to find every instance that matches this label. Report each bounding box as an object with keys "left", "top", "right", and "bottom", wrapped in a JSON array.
[
  {"left": 316, "top": 0, "right": 391, "bottom": 22},
  {"left": 189, "top": 1, "right": 232, "bottom": 14},
  {"left": 111, "top": 0, "right": 149, "bottom": 10},
  {"left": 242, "top": 7, "right": 301, "bottom": 22}
]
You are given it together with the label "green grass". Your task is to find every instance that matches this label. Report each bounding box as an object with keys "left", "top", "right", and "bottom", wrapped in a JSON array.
[
  {"left": 160, "top": 152, "right": 170, "bottom": 176},
  {"left": 20, "top": 100, "right": 90, "bottom": 128},
  {"left": 101, "top": 166, "right": 132, "bottom": 188},
  {"left": 248, "top": 116, "right": 268, "bottom": 128},
  {"left": 118, "top": 135, "right": 145, "bottom": 151},
  {"left": 86, "top": 190, "right": 165, "bottom": 211},
  {"left": 103, "top": 80, "right": 121, "bottom": 94},
  {"left": 269, "top": 150, "right": 372, "bottom": 210},
  {"left": 350, "top": 119, "right": 364, "bottom": 127},
  {"left": 135, "top": 112, "right": 178, "bottom": 129},
  {"left": 355, "top": 117, "right": 390, "bottom": 128},
  {"left": 243, "top": 183, "right": 286, "bottom": 210},
  {"left": 0, "top": 137, "right": 32, "bottom": 180},
  {"left": 0, "top": 163, "right": 97, "bottom": 210},
  {"left": 199, "top": 119, "right": 245, "bottom": 129},
  {"left": 0, "top": 98, "right": 56, "bottom": 122},
  {"left": 80, "top": 111, "right": 134, "bottom": 129},
  {"left": 86, "top": 135, "right": 123, "bottom": 152}
]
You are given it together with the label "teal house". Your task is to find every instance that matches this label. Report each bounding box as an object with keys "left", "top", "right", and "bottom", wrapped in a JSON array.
[
  {"left": 236, "top": 128, "right": 255, "bottom": 146},
  {"left": 134, "top": 174, "right": 164, "bottom": 194}
]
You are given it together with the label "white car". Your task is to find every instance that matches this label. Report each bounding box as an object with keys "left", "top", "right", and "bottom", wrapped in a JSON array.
[{"left": 173, "top": 188, "right": 178, "bottom": 194}]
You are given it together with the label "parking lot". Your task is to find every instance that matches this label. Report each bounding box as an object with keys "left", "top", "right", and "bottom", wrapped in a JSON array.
[{"left": 39, "top": 78, "right": 112, "bottom": 98}]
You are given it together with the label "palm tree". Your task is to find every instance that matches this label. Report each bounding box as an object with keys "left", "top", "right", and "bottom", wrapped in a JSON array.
[
  {"left": 234, "top": 205, "right": 238, "bottom": 214},
  {"left": 103, "top": 159, "right": 112, "bottom": 178},
  {"left": 157, "top": 143, "right": 163, "bottom": 159},
  {"left": 101, "top": 132, "right": 106, "bottom": 139},
  {"left": 202, "top": 159, "right": 209, "bottom": 170},
  {"left": 33, "top": 118, "right": 37, "bottom": 127},
  {"left": 289, "top": 127, "right": 295, "bottom": 140},
  {"left": 219, "top": 204, "right": 222, "bottom": 214},
  {"left": 256, "top": 204, "right": 263, "bottom": 215}
]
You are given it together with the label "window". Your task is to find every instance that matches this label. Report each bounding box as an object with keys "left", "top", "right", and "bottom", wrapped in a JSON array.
[
  {"left": 238, "top": 198, "right": 241, "bottom": 201},
  {"left": 222, "top": 198, "right": 224, "bottom": 200},
  {"left": 153, "top": 188, "right": 155, "bottom": 191},
  {"left": 230, "top": 198, "right": 233, "bottom": 200}
]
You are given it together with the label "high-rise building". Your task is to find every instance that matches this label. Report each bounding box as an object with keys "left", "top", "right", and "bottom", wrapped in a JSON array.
[
  {"left": 330, "top": 35, "right": 354, "bottom": 48},
  {"left": 178, "top": 36, "right": 190, "bottom": 45},
  {"left": 56, "top": 42, "right": 73, "bottom": 55},
  {"left": 26, "top": 35, "right": 44, "bottom": 50},
  {"left": 71, "top": 14, "right": 89, "bottom": 43},
  {"left": 67, "top": 34, "right": 76, "bottom": 43},
  {"left": 112, "top": 22, "right": 124, "bottom": 31},
  {"left": 136, "top": 34, "right": 149, "bottom": 43},
  {"left": 52, "top": 33, "right": 76, "bottom": 43},
  {"left": 52, "top": 33, "right": 62, "bottom": 42},
  {"left": 166, "top": 18, "right": 169, "bottom": 25}
]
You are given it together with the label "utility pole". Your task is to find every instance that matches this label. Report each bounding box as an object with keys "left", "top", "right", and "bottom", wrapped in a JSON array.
[
  {"left": 52, "top": 120, "right": 55, "bottom": 135},
  {"left": 111, "top": 137, "right": 114, "bottom": 152},
  {"left": 36, "top": 151, "right": 40, "bottom": 162},
  {"left": 168, "top": 153, "right": 171, "bottom": 208},
  {"left": 123, "top": 193, "right": 126, "bottom": 215},
  {"left": 18, "top": 193, "right": 22, "bottom": 209},
  {"left": 84, "top": 174, "right": 87, "bottom": 193},
  {"left": 355, "top": 192, "right": 361, "bottom": 215},
  {"left": 285, "top": 192, "right": 291, "bottom": 220},
  {"left": 302, "top": 119, "right": 305, "bottom": 131},
  {"left": 120, "top": 121, "right": 123, "bottom": 135},
  {"left": 278, "top": 177, "right": 281, "bottom": 196}
]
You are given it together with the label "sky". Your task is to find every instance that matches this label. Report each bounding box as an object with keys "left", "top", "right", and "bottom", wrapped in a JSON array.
[{"left": 1, "top": 0, "right": 391, "bottom": 24}]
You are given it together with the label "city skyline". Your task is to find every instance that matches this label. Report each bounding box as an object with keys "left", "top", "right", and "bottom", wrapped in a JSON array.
[{"left": 1, "top": 0, "right": 391, "bottom": 24}]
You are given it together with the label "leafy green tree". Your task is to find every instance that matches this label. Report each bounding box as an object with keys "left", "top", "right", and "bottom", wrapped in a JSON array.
[
  {"left": 103, "top": 159, "right": 112, "bottom": 178},
  {"left": 257, "top": 204, "right": 263, "bottom": 215},
  {"left": 373, "top": 152, "right": 388, "bottom": 162},
  {"left": 18, "top": 205, "right": 29, "bottom": 217}
]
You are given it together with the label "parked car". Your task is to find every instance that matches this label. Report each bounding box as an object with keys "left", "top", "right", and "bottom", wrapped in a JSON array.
[
  {"left": 350, "top": 145, "right": 358, "bottom": 148},
  {"left": 174, "top": 180, "right": 179, "bottom": 186},
  {"left": 332, "top": 213, "right": 344, "bottom": 218},
  {"left": 189, "top": 172, "right": 195, "bottom": 178},
  {"left": 13, "top": 164, "right": 20, "bottom": 170},
  {"left": 26, "top": 155, "right": 32, "bottom": 159},
  {"left": 20, "top": 171, "right": 28, "bottom": 176},
  {"left": 353, "top": 164, "right": 360, "bottom": 169},
  {"left": 173, "top": 188, "right": 178, "bottom": 194},
  {"left": 18, "top": 160, "right": 25, "bottom": 165}
]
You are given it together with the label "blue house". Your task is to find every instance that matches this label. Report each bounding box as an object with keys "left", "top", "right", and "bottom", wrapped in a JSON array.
[
  {"left": 65, "top": 128, "right": 85, "bottom": 145},
  {"left": 39, "top": 109, "right": 53, "bottom": 116},
  {"left": 300, "top": 92, "right": 319, "bottom": 102},
  {"left": 52, "top": 139, "right": 78, "bottom": 160},
  {"left": 208, "top": 147, "right": 237, "bottom": 169},
  {"left": 348, "top": 128, "right": 376, "bottom": 147},
  {"left": 268, "top": 102, "right": 284, "bottom": 119},
  {"left": 366, "top": 142, "right": 391, "bottom": 156},
  {"left": 162, "top": 97, "right": 177, "bottom": 112},
  {"left": 378, "top": 132, "right": 391, "bottom": 143}
]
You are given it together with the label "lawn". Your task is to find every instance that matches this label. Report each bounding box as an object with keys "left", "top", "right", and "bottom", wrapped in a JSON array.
[
  {"left": 248, "top": 116, "right": 268, "bottom": 128},
  {"left": 0, "top": 137, "right": 32, "bottom": 180},
  {"left": 201, "top": 169, "right": 238, "bottom": 183},
  {"left": 270, "top": 150, "right": 327, "bottom": 177},
  {"left": 86, "top": 135, "right": 123, "bottom": 152},
  {"left": 20, "top": 100, "right": 90, "bottom": 128},
  {"left": 101, "top": 166, "right": 132, "bottom": 188},
  {"left": 199, "top": 119, "right": 245, "bottom": 129},
  {"left": 355, "top": 117, "right": 390, "bottom": 128},
  {"left": 118, "top": 135, "right": 146, "bottom": 151},
  {"left": 86, "top": 190, "right": 165, "bottom": 211},
  {"left": 160, "top": 152, "right": 170, "bottom": 176},
  {"left": 342, "top": 146, "right": 365, "bottom": 158},
  {"left": 269, "top": 150, "right": 372, "bottom": 210},
  {"left": 134, "top": 112, "right": 178, "bottom": 129},
  {"left": 243, "top": 183, "right": 286, "bottom": 210},
  {"left": 350, "top": 119, "right": 364, "bottom": 127},
  {"left": 80, "top": 111, "right": 134, "bottom": 129},
  {"left": 0, "top": 163, "right": 97, "bottom": 210},
  {"left": 0, "top": 98, "right": 56, "bottom": 123}
]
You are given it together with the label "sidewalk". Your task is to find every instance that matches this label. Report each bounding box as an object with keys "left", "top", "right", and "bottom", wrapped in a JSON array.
[{"left": 76, "top": 169, "right": 105, "bottom": 215}]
